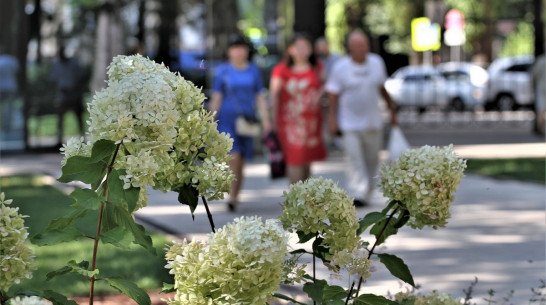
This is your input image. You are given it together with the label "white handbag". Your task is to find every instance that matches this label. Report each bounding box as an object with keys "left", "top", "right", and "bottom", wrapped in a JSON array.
[
  {"left": 235, "top": 116, "right": 261, "bottom": 137},
  {"left": 387, "top": 126, "right": 410, "bottom": 162}
]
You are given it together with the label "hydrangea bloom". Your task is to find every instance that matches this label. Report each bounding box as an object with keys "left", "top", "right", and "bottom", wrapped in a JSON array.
[
  {"left": 394, "top": 290, "right": 462, "bottom": 305},
  {"left": 165, "top": 217, "right": 288, "bottom": 305},
  {"left": 379, "top": 145, "right": 466, "bottom": 229},
  {"left": 0, "top": 193, "right": 35, "bottom": 292},
  {"left": 63, "top": 54, "right": 233, "bottom": 202},
  {"left": 330, "top": 247, "right": 371, "bottom": 280},
  {"left": 8, "top": 296, "right": 52, "bottom": 305},
  {"left": 279, "top": 177, "right": 361, "bottom": 260}
]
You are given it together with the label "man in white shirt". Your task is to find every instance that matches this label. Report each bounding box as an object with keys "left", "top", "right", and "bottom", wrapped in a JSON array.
[{"left": 325, "top": 30, "right": 398, "bottom": 206}]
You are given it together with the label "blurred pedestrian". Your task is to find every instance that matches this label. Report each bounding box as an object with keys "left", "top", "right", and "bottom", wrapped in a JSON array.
[
  {"left": 0, "top": 44, "right": 19, "bottom": 132},
  {"left": 209, "top": 34, "right": 271, "bottom": 212},
  {"left": 315, "top": 36, "right": 342, "bottom": 150},
  {"left": 50, "top": 46, "right": 86, "bottom": 146},
  {"left": 314, "top": 37, "right": 340, "bottom": 77},
  {"left": 532, "top": 54, "right": 545, "bottom": 135},
  {"left": 325, "top": 30, "right": 398, "bottom": 207},
  {"left": 270, "top": 33, "right": 327, "bottom": 185}
]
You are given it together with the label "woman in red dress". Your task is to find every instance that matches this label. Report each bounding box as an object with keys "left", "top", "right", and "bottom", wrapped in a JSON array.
[{"left": 270, "top": 34, "right": 327, "bottom": 184}]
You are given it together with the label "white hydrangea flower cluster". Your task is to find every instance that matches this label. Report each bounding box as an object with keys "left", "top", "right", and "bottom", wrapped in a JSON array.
[
  {"left": 330, "top": 247, "right": 371, "bottom": 280},
  {"left": 394, "top": 290, "right": 462, "bottom": 305},
  {"left": 8, "top": 296, "right": 52, "bottom": 305},
  {"left": 59, "top": 137, "right": 91, "bottom": 166},
  {"left": 379, "top": 145, "right": 466, "bottom": 229},
  {"left": 165, "top": 217, "right": 289, "bottom": 305},
  {"left": 64, "top": 54, "right": 233, "bottom": 201},
  {"left": 279, "top": 177, "right": 362, "bottom": 266},
  {"left": 0, "top": 193, "right": 35, "bottom": 292}
]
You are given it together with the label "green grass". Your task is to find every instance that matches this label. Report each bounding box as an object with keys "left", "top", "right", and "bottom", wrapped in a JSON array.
[
  {"left": 465, "top": 158, "right": 545, "bottom": 184},
  {"left": 0, "top": 175, "right": 173, "bottom": 297},
  {"left": 27, "top": 112, "right": 89, "bottom": 137}
]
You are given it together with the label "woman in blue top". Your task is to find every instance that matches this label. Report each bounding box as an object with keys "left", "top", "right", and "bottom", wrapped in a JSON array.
[{"left": 209, "top": 35, "right": 271, "bottom": 212}]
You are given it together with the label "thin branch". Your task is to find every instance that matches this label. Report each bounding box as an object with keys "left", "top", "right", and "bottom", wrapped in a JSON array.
[
  {"left": 313, "top": 232, "right": 318, "bottom": 305},
  {"left": 89, "top": 143, "right": 121, "bottom": 305},
  {"left": 0, "top": 290, "right": 6, "bottom": 305},
  {"left": 201, "top": 195, "right": 216, "bottom": 233},
  {"left": 355, "top": 206, "right": 401, "bottom": 297},
  {"left": 345, "top": 282, "right": 355, "bottom": 305}
]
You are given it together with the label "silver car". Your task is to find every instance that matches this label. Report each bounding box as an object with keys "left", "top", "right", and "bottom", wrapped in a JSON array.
[
  {"left": 385, "top": 66, "right": 448, "bottom": 112},
  {"left": 437, "top": 62, "right": 489, "bottom": 111},
  {"left": 486, "top": 55, "right": 534, "bottom": 111}
]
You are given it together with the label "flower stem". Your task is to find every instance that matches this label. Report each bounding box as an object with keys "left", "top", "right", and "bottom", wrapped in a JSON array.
[
  {"left": 313, "top": 232, "right": 318, "bottom": 305},
  {"left": 201, "top": 195, "right": 216, "bottom": 233},
  {"left": 345, "top": 282, "right": 355, "bottom": 305},
  {"left": 354, "top": 206, "right": 401, "bottom": 297},
  {"left": 89, "top": 143, "right": 121, "bottom": 305}
]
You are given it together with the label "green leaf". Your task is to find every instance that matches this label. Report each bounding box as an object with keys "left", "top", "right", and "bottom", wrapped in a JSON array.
[
  {"left": 323, "top": 285, "right": 347, "bottom": 305},
  {"left": 273, "top": 293, "right": 308, "bottom": 305},
  {"left": 42, "top": 290, "right": 79, "bottom": 305},
  {"left": 32, "top": 227, "right": 85, "bottom": 246},
  {"left": 102, "top": 203, "right": 156, "bottom": 254},
  {"left": 393, "top": 209, "right": 410, "bottom": 229},
  {"left": 290, "top": 248, "right": 312, "bottom": 255},
  {"left": 370, "top": 217, "right": 399, "bottom": 246},
  {"left": 358, "top": 212, "right": 387, "bottom": 235},
  {"left": 161, "top": 283, "right": 176, "bottom": 294},
  {"left": 46, "top": 265, "right": 73, "bottom": 281},
  {"left": 354, "top": 294, "right": 399, "bottom": 305},
  {"left": 378, "top": 253, "right": 415, "bottom": 287},
  {"left": 89, "top": 139, "right": 116, "bottom": 163},
  {"left": 100, "top": 226, "right": 133, "bottom": 249},
  {"left": 303, "top": 282, "right": 325, "bottom": 304},
  {"left": 70, "top": 188, "right": 103, "bottom": 210},
  {"left": 105, "top": 277, "right": 151, "bottom": 305},
  {"left": 176, "top": 184, "right": 199, "bottom": 219},
  {"left": 46, "top": 209, "right": 88, "bottom": 231},
  {"left": 312, "top": 237, "right": 330, "bottom": 262},
  {"left": 107, "top": 169, "right": 140, "bottom": 212},
  {"left": 67, "top": 260, "right": 98, "bottom": 279},
  {"left": 297, "top": 230, "right": 316, "bottom": 243},
  {"left": 57, "top": 139, "right": 116, "bottom": 186}
]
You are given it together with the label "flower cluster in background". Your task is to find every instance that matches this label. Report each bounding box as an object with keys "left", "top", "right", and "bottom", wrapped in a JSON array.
[
  {"left": 61, "top": 55, "right": 234, "bottom": 202},
  {"left": 379, "top": 145, "right": 466, "bottom": 229},
  {"left": 394, "top": 290, "right": 462, "bottom": 305},
  {"left": 0, "top": 193, "right": 35, "bottom": 292},
  {"left": 279, "top": 177, "right": 368, "bottom": 276},
  {"left": 8, "top": 296, "right": 52, "bottom": 305},
  {"left": 165, "top": 216, "right": 288, "bottom": 305}
]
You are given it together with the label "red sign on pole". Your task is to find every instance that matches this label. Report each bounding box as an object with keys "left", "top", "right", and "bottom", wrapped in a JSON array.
[{"left": 445, "top": 9, "right": 465, "bottom": 30}]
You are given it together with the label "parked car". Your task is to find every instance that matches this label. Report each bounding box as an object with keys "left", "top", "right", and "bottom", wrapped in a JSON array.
[
  {"left": 486, "top": 55, "right": 534, "bottom": 111},
  {"left": 385, "top": 66, "right": 448, "bottom": 112},
  {"left": 437, "top": 62, "right": 489, "bottom": 111}
]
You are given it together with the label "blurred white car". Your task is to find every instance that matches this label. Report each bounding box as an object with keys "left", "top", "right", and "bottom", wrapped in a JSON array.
[
  {"left": 385, "top": 66, "right": 448, "bottom": 111},
  {"left": 486, "top": 55, "right": 534, "bottom": 111},
  {"left": 437, "top": 62, "right": 489, "bottom": 111}
]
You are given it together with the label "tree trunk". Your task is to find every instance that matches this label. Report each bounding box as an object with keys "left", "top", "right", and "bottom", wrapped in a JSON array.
[
  {"left": 534, "top": 0, "right": 544, "bottom": 57},
  {"left": 293, "top": 0, "right": 325, "bottom": 42},
  {"left": 91, "top": 0, "right": 125, "bottom": 92},
  {"left": 206, "top": 0, "right": 240, "bottom": 61},
  {"left": 155, "top": 0, "right": 177, "bottom": 68}
]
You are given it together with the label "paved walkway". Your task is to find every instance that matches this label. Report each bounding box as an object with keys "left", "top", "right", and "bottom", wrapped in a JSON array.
[{"left": 0, "top": 143, "right": 544, "bottom": 304}]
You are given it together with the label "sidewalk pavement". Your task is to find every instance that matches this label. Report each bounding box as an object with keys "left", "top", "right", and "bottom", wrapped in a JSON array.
[{"left": 0, "top": 143, "right": 544, "bottom": 304}]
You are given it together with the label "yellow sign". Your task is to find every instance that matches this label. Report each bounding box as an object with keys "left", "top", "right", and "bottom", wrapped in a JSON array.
[{"left": 411, "top": 17, "right": 441, "bottom": 51}]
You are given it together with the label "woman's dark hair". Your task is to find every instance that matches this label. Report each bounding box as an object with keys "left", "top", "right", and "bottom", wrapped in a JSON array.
[
  {"left": 226, "top": 33, "right": 255, "bottom": 61},
  {"left": 285, "top": 33, "right": 318, "bottom": 68}
]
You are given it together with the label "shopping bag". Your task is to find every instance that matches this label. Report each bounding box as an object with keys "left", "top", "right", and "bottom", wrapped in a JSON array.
[
  {"left": 262, "top": 132, "right": 286, "bottom": 179},
  {"left": 235, "top": 115, "right": 261, "bottom": 137},
  {"left": 387, "top": 126, "right": 410, "bottom": 162}
]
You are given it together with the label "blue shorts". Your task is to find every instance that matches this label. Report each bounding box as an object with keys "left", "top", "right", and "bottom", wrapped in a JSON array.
[{"left": 218, "top": 121, "right": 254, "bottom": 160}]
